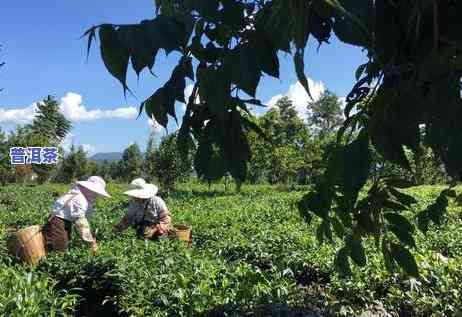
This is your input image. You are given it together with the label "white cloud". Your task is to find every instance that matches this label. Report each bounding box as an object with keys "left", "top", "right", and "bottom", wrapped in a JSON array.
[
  {"left": 265, "top": 79, "right": 326, "bottom": 119},
  {"left": 0, "top": 92, "right": 137, "bottom": 124},
  {"left": 59, "top": 92, "right": 137, "bottom": 121},
  {"left": 81, "top": 144, "right": 96, "bottom": 155},
  {"left": 0, "top": 103, "right": 38, "bottom": 124}
]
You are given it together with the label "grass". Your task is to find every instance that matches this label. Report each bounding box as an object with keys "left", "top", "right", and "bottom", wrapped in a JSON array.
[{"left": 0, "top": 182, "right": 461, "bottom": 316}]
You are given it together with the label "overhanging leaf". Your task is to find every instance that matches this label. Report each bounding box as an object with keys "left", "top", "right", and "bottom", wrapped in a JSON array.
[
  {"left": 117, "top": 24, "right": 159, "bottom": 76},
  {"left": 381, "top": 239, "right": 396, "bottom": 272},
  {"left": 99, "top": 24, "right": 130, "bottom": 93},
  {"left": 383, "top": 177, "right": 415, "bottom": 189},
  {"left": 389, "top": 225, "right": 416, "bottom": 248},
  {"left": 142, "top": 87, "right": 171, "bottom": 127},
  {"left": 388, "top": 187, "right": 418, "bottom": 207},
  {"left": 293, "top": 49, "right": 313, "bottom": 100},
  {"left": 342, "top": 129, "right": 371, "bottom": 203},
  {"left": 227, "top": 45, "right": 261, "bottom": 97},
  {"left": 331, "top": 216, "right": 345, "bottom": 238},
  {"left": 346, "top": 235, "right": 366, "bottom": 266},
  {"left": 335, "top": 247, "right": 352, "bottom": 276},
  {"left": 384, "top": 213, "right": 413, "bottom": 233},
  {"left": 390, "top": 242, "right": 419, "bottom": 277},
  {"left": 83, "top": 27, "right": 97, "bottom": 62},
  {"left": 255, "top": 35, "right": 280, "bottom": 78},
  {"left": 197, "top": 66, "right": 230, "bottom": 120}
]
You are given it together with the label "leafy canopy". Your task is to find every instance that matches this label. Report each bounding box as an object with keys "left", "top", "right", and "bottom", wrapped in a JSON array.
[{"left": 86, "top": 0, "right": 462, "bottom": 276}]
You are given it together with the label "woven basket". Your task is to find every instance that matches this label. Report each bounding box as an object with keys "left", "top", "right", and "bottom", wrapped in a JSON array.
[
  {"left": 173, "top": 224, "right": 192, "bottom": 246},
  {"left": 7, "top": 225, "right": 47, "bottom": 265}
]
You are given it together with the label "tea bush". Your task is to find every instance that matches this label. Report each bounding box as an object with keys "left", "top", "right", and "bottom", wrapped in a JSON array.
[{"left": 0, "top": 183, "right": 461, "bottom": 316}]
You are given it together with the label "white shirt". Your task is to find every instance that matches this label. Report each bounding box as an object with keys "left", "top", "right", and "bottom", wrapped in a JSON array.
[
  {"left": 51, "top": 186, "right": 95, "bottom": 243},
  {"left": 51, "top": 187, "right": 94, "bottom": 221}
]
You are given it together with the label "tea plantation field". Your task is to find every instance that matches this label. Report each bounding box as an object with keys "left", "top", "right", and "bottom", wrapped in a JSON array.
[{"left": 0, "top": 183, "right": 461, "bottom": 316}]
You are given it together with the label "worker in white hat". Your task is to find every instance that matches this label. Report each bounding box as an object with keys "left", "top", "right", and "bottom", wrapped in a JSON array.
[
  {"left": 44, "top": 176, "right": 111, "bottom": 254},
  {"left": 115, "top": 178, "right": 172, "bottom": 239}
]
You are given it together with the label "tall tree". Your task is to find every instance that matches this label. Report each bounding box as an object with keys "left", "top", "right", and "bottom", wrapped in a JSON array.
[
  {"left": 144, "top": 133, "right": 157, "bottom": 182},
  {"left": 155, "top": 133, "right": 192, "bottom": 194},
  {"left": 57, "top": 145, "right": 89, "bottom": 183},
  {"left": 29, "top": 96, "right": 72, "bottom": 144},
  {"left": 109, "top": 161, "right": 123, "bottom": 182},
  {"left": 7, "top": 96, "right": 73, "bottom": 183},
  {"left": 120, "top": 143, "right": 143, "bottom": 182},
  {"left": 307, "top": 90, "right": 344, "bottom": 137},
  {"left": 248, "top": 97, "right": 312, "bottom": 184}
]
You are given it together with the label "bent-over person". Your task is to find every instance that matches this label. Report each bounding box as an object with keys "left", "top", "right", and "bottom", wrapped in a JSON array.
[
  {"left": 44, "top": 176, "right": 111, "bottom": 254},
  {"left": 115, "top": 178, "right": 172, "bottom": 239}
]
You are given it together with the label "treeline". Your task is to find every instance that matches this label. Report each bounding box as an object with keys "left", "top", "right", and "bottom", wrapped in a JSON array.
[
  {"left": 246, "top": 93, "right": 448, "bottom": 186},
  {"left": 0, "top": 92, "right": 449, "bottom": 189},
  {"left": 54, "top": 133, "right": 193, "bottom": 194},
  {"left": 0, "top": 96, "right": 72, "bottom": 184}
]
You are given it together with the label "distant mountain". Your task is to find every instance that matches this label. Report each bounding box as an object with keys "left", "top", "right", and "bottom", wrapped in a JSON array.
[{"left": 89, "top": 152, "right": 123, "bottom": 163}]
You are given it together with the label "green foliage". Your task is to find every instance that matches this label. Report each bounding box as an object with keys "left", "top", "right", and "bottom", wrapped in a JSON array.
[
  {"left": 143, "top": 133, "right": 157, "bottom": 183},
  {"left": 86, "top": 0, "right": 462, "bottom": 277},
  {"left": 1, "top": 184, "right": 462, "bottom": 316},
  {"left": 371, "top": 129, "right": 450, "bottom": 186},
  {"left": 29, "top": 96, "right": 72, "bottom": 184},
  {"left": 120, "top": 143, "right": 143, "bottom": 182},
  {"left": 247, "top": 97, "right": 321, "bottom": 185},
  {"left": 30, "top": 96, "right": 72, "bottom": 144},
  {"left": 307, "top": 90, "right": 344, "bottom": 137},
  {"left": 154, "top": 133, "right": 192, "bottom": 193},
  {"left": 55, "top": 145, "right": 90, "bottom": 183},
  {"left": 0, "top": 267, "right": 77, "bottom": 317},
  {"left": 2, "top": 96, "right": 72, "bottom": 184}
]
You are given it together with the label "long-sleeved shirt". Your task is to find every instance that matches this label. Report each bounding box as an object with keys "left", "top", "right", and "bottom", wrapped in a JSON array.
[
  {"left": 126, "top": 196, "right": 171, "bottom": 234},
  {"left": 51, "top": 186, "right": 95, "bottom": 243}
]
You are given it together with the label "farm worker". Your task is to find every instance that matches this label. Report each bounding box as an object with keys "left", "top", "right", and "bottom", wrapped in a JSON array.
[
  {"left": 115, "top": 178, "right": 172, "bottom": 239},
  {"left": 44, "top": 176, "right": 111, "bottom": 254}
]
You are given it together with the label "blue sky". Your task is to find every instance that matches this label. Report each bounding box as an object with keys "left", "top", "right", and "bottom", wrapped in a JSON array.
[{"left": 0, "top": 0, "right": 367, "bottom": 154}]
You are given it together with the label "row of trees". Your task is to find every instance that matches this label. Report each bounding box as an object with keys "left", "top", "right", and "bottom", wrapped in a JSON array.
[
  {"left": 247, "top": 92, "right": 342, "bottom": 185},
  {"left": 1, "top": 92, "right": 449, "bottom": 190},
  {"left": 247, "top": 92, "right": 448, "bottom": 187},
  {"left": 53, "top": 133, "right": 192, "bottom": 194},
  {"left": 0, "top": 95, "right": 192, "bottom": 191}
]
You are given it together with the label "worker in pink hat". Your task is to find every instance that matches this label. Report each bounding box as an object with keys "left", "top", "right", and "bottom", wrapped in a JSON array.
[{"left": 44, "top": 176, "right": 111, "bottom": 254}]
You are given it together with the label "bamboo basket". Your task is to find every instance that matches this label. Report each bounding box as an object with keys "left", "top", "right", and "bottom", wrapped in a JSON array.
[
  {"left": 173, "top": 224, "right": 192, "bottom": 246},
  {"left": 7, "top": 225, "right": 47, "bottom": 265}
]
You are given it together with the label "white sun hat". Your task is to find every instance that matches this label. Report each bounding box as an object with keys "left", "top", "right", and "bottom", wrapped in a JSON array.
[
  {"left": 77, "top": 176, "right": 111, "bottom": 198},
  {"left": 124, "top": 178, "right": 158, "bottom": 199}
]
